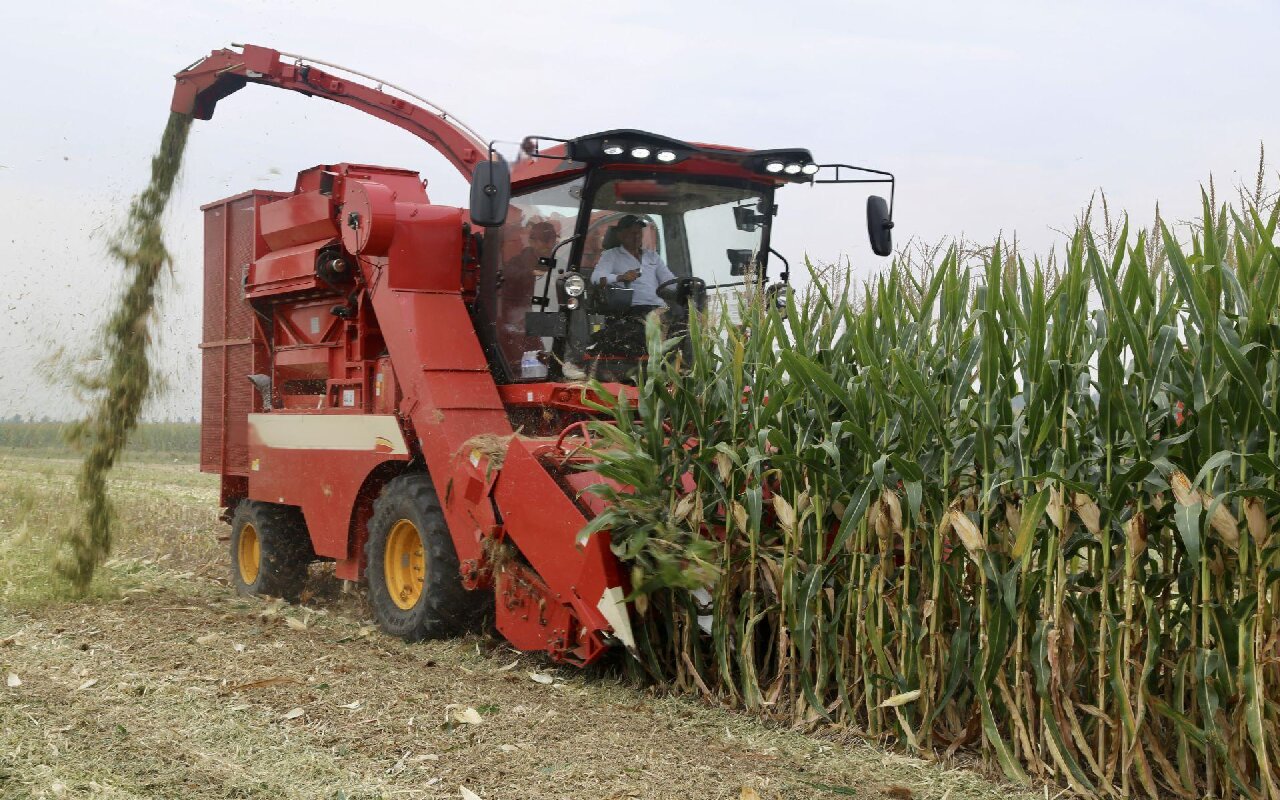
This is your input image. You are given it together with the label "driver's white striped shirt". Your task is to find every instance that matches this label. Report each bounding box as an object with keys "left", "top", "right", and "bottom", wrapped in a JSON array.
[{"left": 595, "top": 246, "right": 676, "bottom": 309}]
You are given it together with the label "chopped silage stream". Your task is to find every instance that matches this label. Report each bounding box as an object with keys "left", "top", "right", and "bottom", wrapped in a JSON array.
[
  {"left": 58, "top": 112, "right": 192, "bottom": 594},
  {"left": 0, "top": 455, "right": 1034, "bottom": 800}
]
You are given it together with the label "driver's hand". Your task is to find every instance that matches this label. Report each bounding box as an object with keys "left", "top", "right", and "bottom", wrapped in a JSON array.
[{"left": 621, "top": 269, "right": 640, "bottom": 282}]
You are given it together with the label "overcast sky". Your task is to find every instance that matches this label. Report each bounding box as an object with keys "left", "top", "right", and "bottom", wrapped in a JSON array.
[{"left": 2, "top": 0, "right": 1277, "bottom": 420}]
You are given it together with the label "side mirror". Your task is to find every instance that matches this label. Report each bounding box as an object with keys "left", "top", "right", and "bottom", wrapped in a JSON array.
[
  {"left": 867, "top": 195, "right": 894, "bottom": 257},
  {"left": 469, "top": 158, "right": 511, "bottom": 228},
  {"left": 733, "top": 205, "right": 766, "bottom": 232},
  {"left": 726, "top": 248, "right": 754, "bottom": 276}
]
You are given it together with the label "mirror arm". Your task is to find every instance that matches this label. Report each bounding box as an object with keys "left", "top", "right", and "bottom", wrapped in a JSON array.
[
  {"left": 534, "top": 234, "right": 583, "bottom": 308},
  {"left": 813, "top": 164, "right": 895, "bottom": 220},
  {"left": 769, "top": 247, "right": 790, "bottom": 283},
  {"left": 521, "top": 134, "right": 573, "bottom": 160},
  {"left": 481, "top": 140, "right": 501, "bottom": 193}
]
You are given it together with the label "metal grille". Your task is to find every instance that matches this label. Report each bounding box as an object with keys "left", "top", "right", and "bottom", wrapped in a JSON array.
[
  {"left": 200, "top": 204, "right": 228, "bottom": 472},
  {"left": 200, "top": 191, "right": 287, "bottom": 477}
]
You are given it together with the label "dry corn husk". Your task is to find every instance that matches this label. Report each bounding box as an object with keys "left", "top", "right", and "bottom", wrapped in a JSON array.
[
  {"left": 1047, "top": 487, "right": 1068, "bottom": 531},
  {"left": 1244, "top": 497, "right": 1269, "bottom": 548},
  {"left": 1004, "top": 502, "right": 1022, "bottom": 536},
  {"left": 879, "top": 689, "right": 922, "bottom": 708},
  {"left": 831, "top": 498, "right": 847, "bottom": 519},
  {"left": 948, "top": 507, "right": 985, "bottom": 564},
  {"left": 672, "top": 493, "right": 697, "bottom": 524},
  {"left": 773, "top": 494, "right": 797, "bottom": 537},
  {"left": 1170, "top": 471, "right": 1239, "bottom": 551},
  {"left": 1124, "top": 512, "right": 1148, "bottom": 556},
  {"left": 881, "top": 490, "right": 903, "bottom": 534},
  {"left": 873, "top": 490, "right": 902, "bottom": 552},
  {"left": 713, "top": 451, "right": 733, "bottom": 485},
  {"left": 1073, "top": 493, "right": 1102, "bottom": 536},
  {"left": 1206, "top": 494, "right": 1240, "bottom": 550}
]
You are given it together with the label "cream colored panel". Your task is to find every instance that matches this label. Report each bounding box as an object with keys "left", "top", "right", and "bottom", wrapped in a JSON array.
[{"left": 248, "top": 414, "right": 409, "bottom": 455}]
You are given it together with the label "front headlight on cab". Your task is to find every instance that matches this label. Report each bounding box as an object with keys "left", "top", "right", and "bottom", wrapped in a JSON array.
[{"left": 563, "top": 273, "right": 586, "bottom": 297}]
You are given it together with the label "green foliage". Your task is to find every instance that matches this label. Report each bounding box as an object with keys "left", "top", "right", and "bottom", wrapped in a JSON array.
[
  {"left": 584, "top": 188, "right": 1280, "bottom": 797},
  {"left": 0, "top": 422, "right": 200, "bottom": 459}
]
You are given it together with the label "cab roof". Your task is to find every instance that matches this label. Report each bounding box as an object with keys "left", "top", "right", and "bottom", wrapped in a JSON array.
[{"left": 509, "top": 129, "right": 818, "bottom": 190}]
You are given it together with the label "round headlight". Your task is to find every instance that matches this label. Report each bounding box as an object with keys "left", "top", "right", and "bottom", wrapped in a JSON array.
[
  {"left": 765, "top": 161, "right": 784, "bottom": 173},
  {"left": 784, "top": 163, "right": 802, "bottom": 175},
  {"left": 630, "top": 147, "right": 652, "bottom": 159},
  {"left": 656, "top": 150, "right": 677, "bottom": 163},
  {"left": 564, "top": 273, "right": 587, "bottom": 297},
  {"left": 603, "top": 145, "right": 625, "bottom": 156},
  {"left": 801, "top": 163, "right": 820, "bottom": 175}
]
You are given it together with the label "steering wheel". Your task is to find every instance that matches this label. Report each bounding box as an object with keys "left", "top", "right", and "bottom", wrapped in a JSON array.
[{"left": 656, "top": 277, "right": 708, "bottom": 311}]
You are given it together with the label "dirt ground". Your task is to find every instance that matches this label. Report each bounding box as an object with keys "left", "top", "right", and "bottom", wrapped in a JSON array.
[{"left": 0, "top": 453, "right": 1044, "bottom": 800}]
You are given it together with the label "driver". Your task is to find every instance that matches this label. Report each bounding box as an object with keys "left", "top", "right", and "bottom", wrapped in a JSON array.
[{"left": 594, "top": 215, "right": 677, "bottom": 317}]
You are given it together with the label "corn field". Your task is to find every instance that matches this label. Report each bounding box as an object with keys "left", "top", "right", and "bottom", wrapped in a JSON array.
[{"left": 583, "top": 191, "right": 1280, "bottom": 798}]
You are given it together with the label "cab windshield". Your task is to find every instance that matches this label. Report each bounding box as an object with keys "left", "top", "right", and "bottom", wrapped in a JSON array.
[
  {"left": 578, "top": 174, "right": 770, "bottom": 291},
  {"left": 488, "top": 170, "right": 773, "bottom": 383}
]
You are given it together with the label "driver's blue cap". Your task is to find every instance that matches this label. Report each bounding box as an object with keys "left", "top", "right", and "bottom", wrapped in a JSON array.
[{"left": 616, "top": 214, "right": 648, "bottom": 230}]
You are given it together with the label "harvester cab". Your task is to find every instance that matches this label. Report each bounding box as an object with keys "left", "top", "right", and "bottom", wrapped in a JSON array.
[
  {"left": 470, "top": 131, "right": 895, "bottom": 383},
  {"left": 173, "top": 43, "right": 894, "bottom": 668}
]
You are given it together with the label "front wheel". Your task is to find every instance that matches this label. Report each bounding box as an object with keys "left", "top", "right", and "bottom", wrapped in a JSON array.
[{"left": 365, "top": 473, "right": 487, "bottom": 641}]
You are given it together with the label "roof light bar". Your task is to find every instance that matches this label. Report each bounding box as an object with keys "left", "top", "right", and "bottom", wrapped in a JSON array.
[{"left": 564, "top": 131, "right": 817, "bottom": 177}]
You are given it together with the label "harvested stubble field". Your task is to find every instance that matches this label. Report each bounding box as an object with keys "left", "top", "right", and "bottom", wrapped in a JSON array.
[{"left": 0, "top": 452, "right": 1035, "bottom": 800}]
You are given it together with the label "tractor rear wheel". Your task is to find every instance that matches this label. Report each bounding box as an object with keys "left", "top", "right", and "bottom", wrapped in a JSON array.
[
  {"left": 365, "top": 472, "right": 486, "bottom": 641},
  {"left": 229, "top": 501, "right": 312, "bottom": 602}
]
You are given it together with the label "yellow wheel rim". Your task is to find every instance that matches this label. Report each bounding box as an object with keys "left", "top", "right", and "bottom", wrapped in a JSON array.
[
  {"left": 385, "top": 519, "right": 426, "bottom": 610},
  {"left": 237, "top": 522, "right": 261, "bottom": 585}
]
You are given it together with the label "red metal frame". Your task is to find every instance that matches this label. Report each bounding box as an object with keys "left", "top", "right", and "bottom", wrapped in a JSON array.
[{"left": 173, "top": 45, "right": 486, "bottom": 179}]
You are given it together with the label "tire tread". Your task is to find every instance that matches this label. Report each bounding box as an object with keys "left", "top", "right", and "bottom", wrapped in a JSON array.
[{"left": 365, "top": 472, "right": 488, "bottom": 641}]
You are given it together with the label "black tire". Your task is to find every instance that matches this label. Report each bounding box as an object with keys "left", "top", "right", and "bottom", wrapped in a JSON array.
[
  {"left": 229, "top": 501, "right": 312, "bottom": 602},
  {"left": 365, "top": 472, "right": 487, "bottom": 641}
]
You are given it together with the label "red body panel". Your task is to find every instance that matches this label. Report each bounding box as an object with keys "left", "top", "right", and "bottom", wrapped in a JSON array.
[
  {"left": 248, "top": 243, "right": 330, "bottom": 298},
  {"left": 249, "top": 445, "right": 406, "bottom": 558},
  {"left": 258, "top": 192, "right": 337, "bottom": 250},
  {"left": 199, "top": 190, "right": 285, "bottom": 504},
  {"left": 245, "top": 412, "right": 410, "bottom": 578}
]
